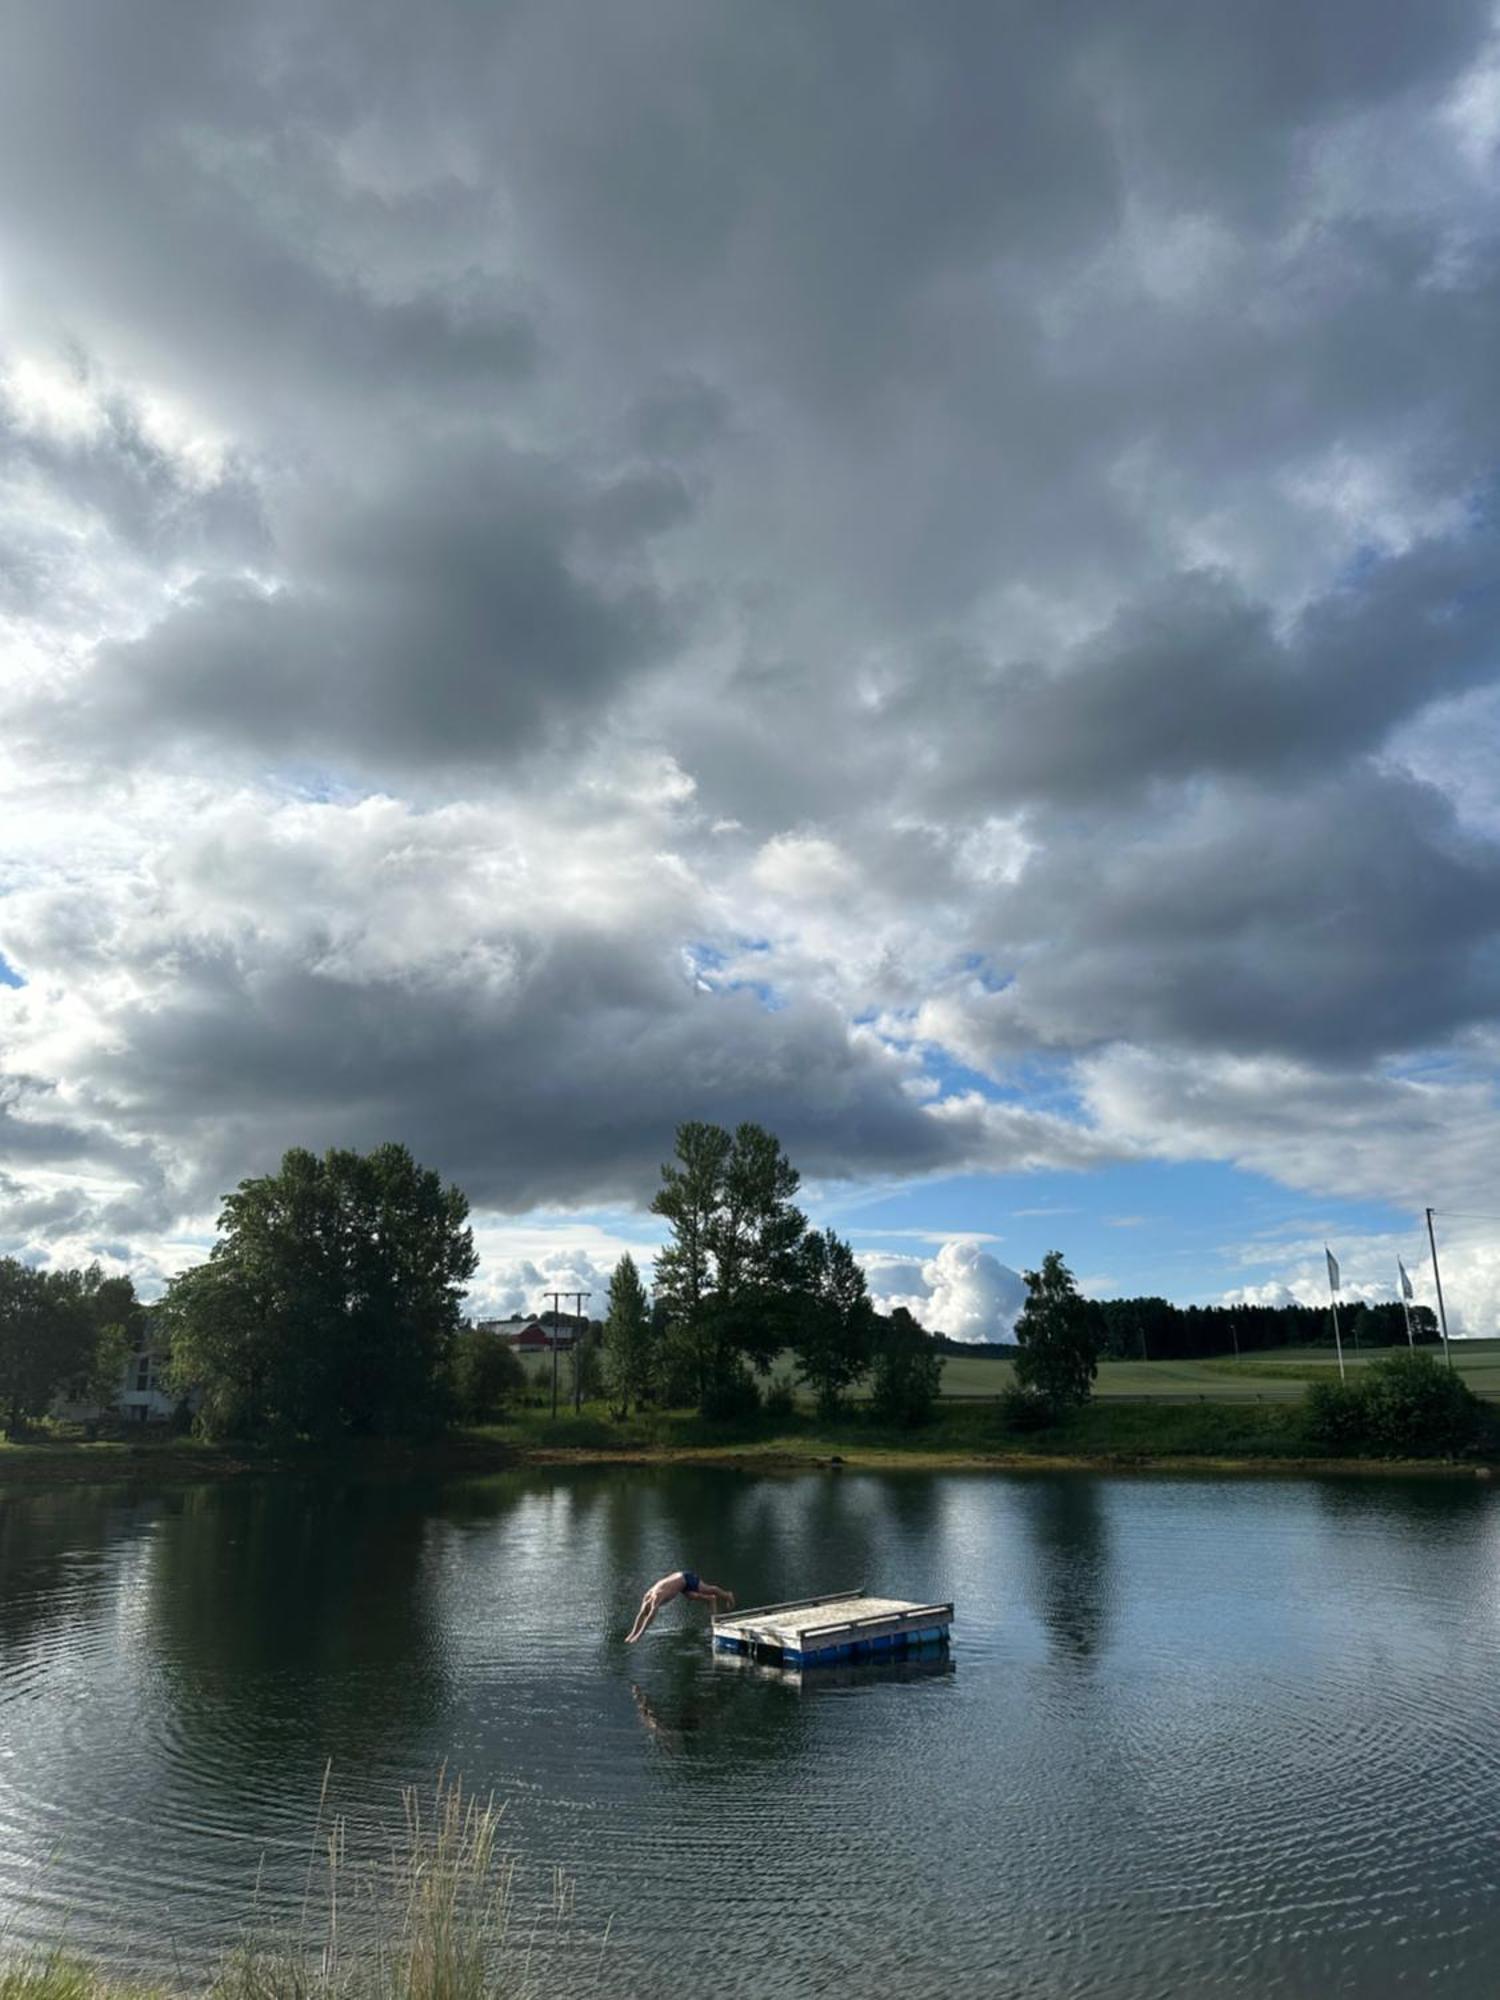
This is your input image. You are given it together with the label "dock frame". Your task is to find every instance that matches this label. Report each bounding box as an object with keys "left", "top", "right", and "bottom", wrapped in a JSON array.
[{"left": 712, "top": 1587, "right": 953, "bottom": 1668}]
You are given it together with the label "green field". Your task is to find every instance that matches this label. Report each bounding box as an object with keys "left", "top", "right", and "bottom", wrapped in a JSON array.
[
  {"left": 936, "top": 1342, "right": 1500, "bottom": 1402},
  {"left": 518, "top": 1338, "right": 1500, "bottom": 1407}
]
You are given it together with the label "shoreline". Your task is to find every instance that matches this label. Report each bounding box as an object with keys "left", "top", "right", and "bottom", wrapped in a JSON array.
[{"left": 1, "top": 1431, "right": 1493, "bottom": 1489}]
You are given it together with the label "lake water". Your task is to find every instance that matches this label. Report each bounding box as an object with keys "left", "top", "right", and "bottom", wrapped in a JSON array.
[{"left": 2, "top": 1464, "right": 1499, "bottom": 1997}]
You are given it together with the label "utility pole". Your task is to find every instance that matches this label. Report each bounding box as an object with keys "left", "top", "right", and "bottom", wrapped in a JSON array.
[
  {"left": 570, "top": 1291, "right": 592, "bottom": 1413},
  {"left": 1425, "top": 1208, "right": 1455, "bottom": 1372},
  {"left": 544, "top": 1291, "right": 566, "bottom": 1416}
]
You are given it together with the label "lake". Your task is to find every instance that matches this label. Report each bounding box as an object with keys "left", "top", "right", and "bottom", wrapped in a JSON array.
[{"left": 2, "top": 1464, "right": 1498, "bottom": 1997}]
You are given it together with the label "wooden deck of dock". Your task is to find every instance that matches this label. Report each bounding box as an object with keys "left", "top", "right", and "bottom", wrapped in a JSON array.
[{"left": 712, "top": 1587, "right": 953, "bottom": 1668}]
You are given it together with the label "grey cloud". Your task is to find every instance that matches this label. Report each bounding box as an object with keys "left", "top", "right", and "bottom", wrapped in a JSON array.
[
  {"left": 970, "top": 766, "right": 1500, "bottom": 1061},
  {"left": 898, "top": 532, "right": 1500, "bottom": 810},
  {"left": 5, "top": 0, "right": 1500, "bottom": 1264},
  {"left": 79, "top": 930, "right": 986, "bottom": 1214},
  {"left": 68, "top": 442, "right": 686, "bottom": 769},
  {"left": 0, "top": 379, "right": 267, "bottom": 571}
]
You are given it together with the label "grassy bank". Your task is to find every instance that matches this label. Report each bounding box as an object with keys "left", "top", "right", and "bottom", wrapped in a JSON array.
[
  {"left": 472, "top": 1393, "right": 1496, "bottom": 1479},
  {"left": 6, "top": 1374, "right": 1494, "bottom": 1489},
  {"left": 0, "top": 1773, "right": 587, "bottom": 2000}
]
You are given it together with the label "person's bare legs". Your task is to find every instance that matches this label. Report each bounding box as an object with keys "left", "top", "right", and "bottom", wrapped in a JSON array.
[{"left": 684, "top": 1580, "right": 735, "bottom": 1614}]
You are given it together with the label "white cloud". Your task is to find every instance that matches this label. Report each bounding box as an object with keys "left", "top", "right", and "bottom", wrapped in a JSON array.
[{"left": 867, "top": 1237, "right": 1028, "bottom": 1345}]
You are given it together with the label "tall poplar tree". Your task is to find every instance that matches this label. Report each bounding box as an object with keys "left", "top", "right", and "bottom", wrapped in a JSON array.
[{"left": 603, "top": 1253, "right": 653, "bottom": 1417}]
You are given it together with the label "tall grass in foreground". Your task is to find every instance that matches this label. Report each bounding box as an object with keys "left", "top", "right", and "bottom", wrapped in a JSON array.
[{"left": 1, "top": 1773, "right": 603, "bottom": 2000}]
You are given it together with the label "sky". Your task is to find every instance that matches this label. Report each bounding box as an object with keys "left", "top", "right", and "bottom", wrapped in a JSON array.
[{"left": 3, "top": 0, "right": 1500, "bottom": 1340}]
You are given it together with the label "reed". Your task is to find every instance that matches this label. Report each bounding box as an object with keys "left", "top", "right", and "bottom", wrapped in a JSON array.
[{"left": 1, "top": 1773, "right": 598, "bottom": 2000}]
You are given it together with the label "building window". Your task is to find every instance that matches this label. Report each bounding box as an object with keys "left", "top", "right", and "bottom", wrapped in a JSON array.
[{"left": 136, "top": 1358, "right": 152, "bottom": 1393}]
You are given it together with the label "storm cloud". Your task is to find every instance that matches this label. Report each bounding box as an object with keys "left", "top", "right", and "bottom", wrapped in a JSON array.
[{"left": 2, "top": 0, "right": 1500, "bottom": 1298}]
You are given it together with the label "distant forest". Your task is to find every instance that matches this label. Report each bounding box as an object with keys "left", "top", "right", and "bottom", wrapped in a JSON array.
[{"left": 936, "top": 1296, "right": 1439, "bottom": 1363}]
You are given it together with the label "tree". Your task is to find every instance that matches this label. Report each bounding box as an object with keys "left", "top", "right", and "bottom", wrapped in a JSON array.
[
  {"left": 1012, "top": 1252, "right": 1102, "bottom": 1414},
  {"left": 793, "top": 1229, "right": 875, "bottom": 1418},
  {"left": 651, "top": 1120, "right": 810, "bottom": 1409},
  {"left": 570, "top": 1320, "right": 604, "bottom": 1407},
  {"left": 449, "top": 1323, "right": 525, "bottom": 1423},
  {"left": 870, "top": 1306, "right": 945, "bottom": 1427},
  {"left": 603, "top": 1255, "right": 653, "bottom": 1418},
  {"left": 651, "top": 1122, "right": 732, "bottom": 1405},
  {"left": 162, "top": 1143, "right": 477, "bottom": 1440},
  {"left": 0, "top": 1258, "right": 123, "bottom": 1437}
]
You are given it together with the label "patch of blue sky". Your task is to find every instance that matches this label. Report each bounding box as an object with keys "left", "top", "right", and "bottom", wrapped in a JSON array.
[
  {"left": 915, "top": 1042, "right": 1084, "bottom": 1118},
  {"left": 819, "top": 1158, "right": 1424, "bottom": 1307},
  {"left": 951, "top": 951, "right": 1012, "bottom": 994},
  {"left": 0, "top": 952, "right": 25, "bottom": 989},
  {"left": 272, "top": 762, "right": 365, "bottom": 805},
  {"left": 1381, "top": 1047, "right": 1492, "bottom": 1088},
  {"left": 686, "top": 940, "right": 788, "bottom": 1010}
]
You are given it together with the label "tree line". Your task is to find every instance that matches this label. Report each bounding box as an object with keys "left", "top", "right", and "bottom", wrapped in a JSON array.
[
  {"left": 0, "top": 1129, "right": 942, "bottom": 1442},
  {"left": 1, "top": 1126, "right": 1440, "bottom": 1447},
  {"left": 1091, "top": 1295, "right": 1437, "bottom": 1363}
]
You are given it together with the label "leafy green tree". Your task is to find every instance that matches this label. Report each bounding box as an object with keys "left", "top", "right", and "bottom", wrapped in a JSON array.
[
  {"left": 652, "top": 1122, "right": 732, "bottom": 1405},
  {"left": 793, "top": 1229, "right": 875, "bottom": 1418},
  {"left": 652, "top": 1120, "right": 810, "bottom": 1409},
  {"left": 1012, "top": 1251, "right": 1103, "bottom": 1414},
  {"left": 0, "top": 1259, "right": 118, "bottom": 1436},
  {"left": 449, "top": 1324, "right": 525, "bottom": 1423},
  {"left": 603, "top": 1255, "right": 654, "bottom": 1417},
  {"left": 870, "top": 1306, "right": 945, "bottom": 1427},
  {"left": 162, "top": 1143, "right": 476, "bottom": 1440},
  {"left": 570, "top": 1321, "right": 604, "bottom": 1406}
]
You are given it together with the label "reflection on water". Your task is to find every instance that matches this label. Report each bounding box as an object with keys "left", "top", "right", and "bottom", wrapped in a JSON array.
[
  {"left": 1017, "top": 1472, "right": 1113, "bottom": 1665},
  {"left": 710, "top": 1646, "right": 957, "bottom": 1694},
  {"left": 2, "top": 1465, "right": 1500, "bottom": 1998}
]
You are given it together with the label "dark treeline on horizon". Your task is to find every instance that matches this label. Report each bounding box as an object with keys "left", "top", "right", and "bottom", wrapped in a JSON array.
[{"left": 936, "top": 1297, "right": 1438, "bottom": 1361}]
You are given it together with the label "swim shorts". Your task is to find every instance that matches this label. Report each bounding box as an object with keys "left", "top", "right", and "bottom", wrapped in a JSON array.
[{"left": 681, "top": 1569, "right": 701, "bottom": 1595}]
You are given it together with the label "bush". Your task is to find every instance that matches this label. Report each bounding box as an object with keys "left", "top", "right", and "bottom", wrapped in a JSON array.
[
  {"left": 764, "top": 1373, "right": 797, "bottom": 1421},
  {"left": 449, "top": 1325, "right": 526, "bottom": 1423},
  {"left": 997, "top": 1384, "right": 1054, "bottom": 1433},
  {"left": 869, "top": 1318, "right": 945, "bottom": 1427},
  {"left": 701, "top": 1366, "right": 762, "bottom": 1422},
  {"left": 1304, "top": 1350, "right": 1486, "bottom": 1458}
]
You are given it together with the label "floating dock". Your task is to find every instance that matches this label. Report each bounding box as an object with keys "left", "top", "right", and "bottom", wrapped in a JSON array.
[{"left": 712, "top": 1588, "right": 953, "bottom": 1668}]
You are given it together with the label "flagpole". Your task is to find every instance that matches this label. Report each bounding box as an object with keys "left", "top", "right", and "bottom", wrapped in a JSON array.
[
  {"left": 1425, "top": 1208, "right": 1454, "bottom": 1373},
  {"left": 1326, "top": 1246, "right": 1346, "bottom": 1383}
]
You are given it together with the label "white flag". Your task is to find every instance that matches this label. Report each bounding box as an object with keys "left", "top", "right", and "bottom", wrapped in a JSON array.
[
  {"left": 1398, "top": 1258, "right": 1414, "bottom": 1301},
  {"left": 1326, "top": 1247, "right": 1340, "bottom": 1294}
]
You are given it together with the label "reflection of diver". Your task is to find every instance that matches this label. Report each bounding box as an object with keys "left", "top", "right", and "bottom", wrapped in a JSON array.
[{"left": 631, "top": 1679, "right": 705, "bottom": 1752}]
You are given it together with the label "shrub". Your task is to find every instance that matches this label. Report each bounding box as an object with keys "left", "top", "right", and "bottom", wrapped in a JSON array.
[
  {"left": 1304, "top": 1350, "right": 1486, "bottom": 1458},
  {"left": 869, "top": 1312, "right": 945, "bottom": 1427},
  {"left": 997, "top": 1384, "right": 1053, "bottom": 1433},
  {"left": 764, "top": 1373, "right": 797, "bottom": 1421},
  {"left": 1303, "top": 1378, "right": 1370, "bottom": 1454},
  {"left": 700, "top": 1366, "right": 762, "bottom": 1422},
  {"left": 449, "top": 1325, "right": 525, "bottom": 1423},
  {"left": 1359, "top": 1349, "right": 1484, "bottom": 1457}
]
